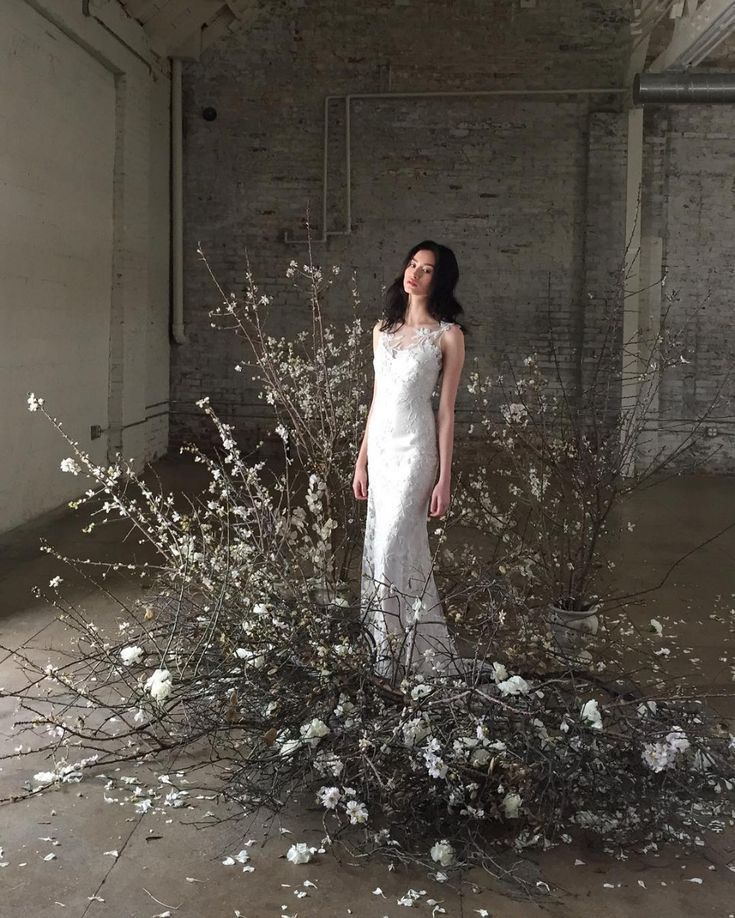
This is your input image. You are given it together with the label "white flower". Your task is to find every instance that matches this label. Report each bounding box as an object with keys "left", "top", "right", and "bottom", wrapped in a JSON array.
[
  {"left": 411, "top": 596, "right": 425, "bottom": 621},
  {"left": 470, "top": 747, "right": 491, "bottom": 767},
  {"left": 398, "top": 890, "right": 422, "bottom": 907},
  {"left": 580, "top": 699, "right": 603, "bottom": 731},
  {"left": 410, "top": 683, "right": 433, "bottom": 701},
  {"left": 642, "top": 742, "right": 671, "bottom": 772},
  {"left": 496, "top": 675, "right": 530, "bottom": 697},
  {"left": 27, "top": 393, "right": 45, "bottom": 412},
  {"left": 500, "top": 402, "right": 528, "bottom": 425},
  {"left": 164, "top": 789, "right": 187, "bottom": 807},
  {"left": 33, "top": 771, "right": 58, "bottom": 786},
  {"left": 234, "top": 647, "right": 267, "bottom": 669},
  {"left": 430, "top": 839, "right": 455, "bottom": 867},
  {"left": 491, "top": 661, "right": 508, "bottom": 683},
  {"left": 60, "top": 458, "right": 81, "bottom": 475},
  {"left": 48, "top": 576, "right": 63, "bottom": 589},
  {"left": 287, "top": 842, "right": 316, "bottom": 864},
  {"left": 345, "top": 800, "right": 369, "bottom": 824},
  {"left": 666, "top": 727, "right": 690, "bottom": 755},
  {"left": 317, "top": 786, "right": 341, "bottom": 809},
  {"left": 642, "top": 726, "right": 690, "bottom": 772},
  {"left": 120, "top": 645, "right": 144, "bottom": 666},
  {"left": 252, "top": 602, "right": 269, "bottom": 617},
  {"left": 300, "top": 718, "right": 329, "bottom": 746},
  {"left": 279, "top": 738, "right": 303, "bottom": 758},
  {"left": 144, "top": 668, "right": 172, "bottom": 704},
  {"left": 402, "top": 717, "right": 431, "bottom": 748},
  {"left": 424, "top": 750, "right": 447, "bottom": 779},
  {"left": 314, "top": 751, "right": 344, "bottom": 777},
  {"left": 135, "top": 798, "right": 153, "bottom": 814},
  {"left": 501, "top": 792, "right": 522, "bottom": 818},
  {"left": 223, "top": 848, "right": 251, "bottom": 865}
]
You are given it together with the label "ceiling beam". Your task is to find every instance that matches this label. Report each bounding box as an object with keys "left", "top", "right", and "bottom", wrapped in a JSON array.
[{"left": 649, "top": 0, "right": 735, "bottom": 71}]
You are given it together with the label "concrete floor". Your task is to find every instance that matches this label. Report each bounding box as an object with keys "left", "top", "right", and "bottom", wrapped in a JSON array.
[{"left": 1, "top": 458, "right": 735, "bottom": 917}]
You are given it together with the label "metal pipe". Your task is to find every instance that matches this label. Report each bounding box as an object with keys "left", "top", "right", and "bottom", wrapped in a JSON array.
[
  {"left": 284, "top": 86, "right": 627, "bottom": 244},
  {"left": 634, "top": 71, "right": 735, "bottom": 104},
  {"left": 171, "top": 58, "right": 187, "bottom": 344}
]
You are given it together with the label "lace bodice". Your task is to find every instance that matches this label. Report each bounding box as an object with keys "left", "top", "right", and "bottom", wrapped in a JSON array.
[{"left": 373, "top": 320, "right": 453, "bottom": 408}]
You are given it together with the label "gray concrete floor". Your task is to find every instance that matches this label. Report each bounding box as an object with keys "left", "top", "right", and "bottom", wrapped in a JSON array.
[{"left": 1, "top": 458, "right": 734, "bottom": 917}]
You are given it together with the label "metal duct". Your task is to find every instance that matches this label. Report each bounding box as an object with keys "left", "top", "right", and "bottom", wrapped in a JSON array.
[{"left": 634, "top": 72, "right": 735, "bottom": 104}]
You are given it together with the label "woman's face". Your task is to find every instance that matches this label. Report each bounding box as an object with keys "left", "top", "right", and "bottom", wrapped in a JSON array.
[{"left": 403, "top": 249, "right": 436, "bottom": 298}]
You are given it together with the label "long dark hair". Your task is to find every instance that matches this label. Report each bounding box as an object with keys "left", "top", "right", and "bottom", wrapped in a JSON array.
[{"left": 380, "top": 239, "right": 468, "bottom": 335}]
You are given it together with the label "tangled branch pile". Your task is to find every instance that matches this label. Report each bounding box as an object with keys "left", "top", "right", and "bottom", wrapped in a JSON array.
[{"left": 4, "top": 251, "right": 734, "bottom": 875}]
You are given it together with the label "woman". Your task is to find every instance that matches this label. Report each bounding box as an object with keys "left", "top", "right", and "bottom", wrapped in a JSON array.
[{"left": 352, "top": 240, "right": 467, "bottom": 682}]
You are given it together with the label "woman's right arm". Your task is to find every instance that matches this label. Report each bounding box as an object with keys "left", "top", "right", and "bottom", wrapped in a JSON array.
[{"left": 352, "top": 321, "right": 381, "bottom": 499}]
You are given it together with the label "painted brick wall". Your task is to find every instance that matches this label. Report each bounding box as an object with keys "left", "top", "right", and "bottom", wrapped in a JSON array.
[
  {"left": 172, "top": 0, "right": 733, "bottom": 472},
  {"left": 172, "top": 0, "right": 632, "bottom": 455},
  {"left": 645, "top": 105, "right": 735, "bottom": 471},
  {"left": 0, "top": 0, "right": 171, "bottom": 535}
]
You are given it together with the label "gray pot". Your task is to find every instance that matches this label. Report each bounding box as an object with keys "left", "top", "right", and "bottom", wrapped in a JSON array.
[{"left": 547, "top": 601, "right": 600, "bottom": 664}]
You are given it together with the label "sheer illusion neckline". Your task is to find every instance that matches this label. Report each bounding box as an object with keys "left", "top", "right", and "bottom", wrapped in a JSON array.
[{"left": 382, "top": 320, "right": 450, "bottom": 353}]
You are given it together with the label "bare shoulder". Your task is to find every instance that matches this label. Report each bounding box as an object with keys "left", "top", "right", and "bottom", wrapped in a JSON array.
[
  {"left": 443, "top": 322, "right": 464, "bottom": 338},
  {"left": 442, "top": 322, "right": 465, "bottom": 348},
  {"left": 372, "top": 319, "right": 383, "bottom": 352}
]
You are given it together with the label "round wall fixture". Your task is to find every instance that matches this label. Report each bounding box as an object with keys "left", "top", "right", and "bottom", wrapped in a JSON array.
[{"left": 202, "top": 106, "right": 217, "bottom": 121}]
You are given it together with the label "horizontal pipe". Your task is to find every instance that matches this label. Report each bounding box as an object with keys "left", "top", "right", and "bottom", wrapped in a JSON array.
[
  {"left": 284, "top": 86, "right": 627, "bottom": 244},
  {"left": 634, "top": 71, "right": 735, "bottom": 104}
]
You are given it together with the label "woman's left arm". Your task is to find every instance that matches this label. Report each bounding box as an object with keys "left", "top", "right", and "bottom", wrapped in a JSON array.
[{"left": 430, "top": 325, "right": 465, "bottom": 517}]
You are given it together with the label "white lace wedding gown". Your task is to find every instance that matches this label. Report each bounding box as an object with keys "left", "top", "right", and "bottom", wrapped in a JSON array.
[{"left": 360, "top": 320, "right": 461, "bottom": 680}]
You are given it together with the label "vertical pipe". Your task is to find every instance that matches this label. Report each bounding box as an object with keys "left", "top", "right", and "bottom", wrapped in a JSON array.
[
  {"left": 620, "top": 106, "right": 644, "bottom": 473},
  {"left": 345, "top": 96, "right": 351, "bottom": 232},
  {"left": 171, "top": 58, "right": 187, "bottom": 344}
]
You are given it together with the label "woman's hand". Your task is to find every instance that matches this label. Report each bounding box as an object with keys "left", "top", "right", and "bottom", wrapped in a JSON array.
[
  {"left": 353, "top": 461, "right": 368, "bottom": 500},
  {"left": 429, "top": 478, "right": 450, "bottom": 517}
]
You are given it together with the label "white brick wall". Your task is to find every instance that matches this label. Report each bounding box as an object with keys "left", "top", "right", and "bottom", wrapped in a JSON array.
[
  {"left": 172, "top": 0, "right": 735, "bottom": 472},
  {"left": 0, "top": 0, "right": 171, "bottom": 535}
]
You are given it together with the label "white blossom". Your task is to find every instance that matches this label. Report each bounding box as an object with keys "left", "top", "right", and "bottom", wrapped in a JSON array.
[
  {"left": 27, "top": 393, "right": 45, "bottom": 412},
  {"left": 60, "top": 458, "right": 81, "bottom": 475},
  {"left": 48, "top": 576, "right": 63, "bottom": 589},
  {"left": 642, "top": 742, "right": 671, "bottom": 773},
  {"left": 410, "top": 683, "right": 433, "bottom": 701},
  {"left": 300, "top": 718, "right": 329, "bottom": 746},
  {"left": 314, "top": 751, "right": 344, "bottom": 777},
  {"left": 144, "top": 668, "right": 172, "bottom": 704},
  {"left": 120, "top": 645, "right": 144, "bottom": 666},
  {"left": 496, "top": 675, "right": 531, "bottom": 697},
  {"left": 279, "top": 738, "right": 303, "bottom": 758},
  {"left": 345, "top": 799, "right": 368, "bottom": 824},
  {"left": 500, "top": 402, "right": 528, "bottom": 425},
  {"left": 317, "top": 786, "right": 341, "bottom": 809},
  {"left": 430, "top": 839, "right": 455, "bottom": 866},
  {"left": 33, "top": 771, "right": 58, "bottom": 786},
  {"left": 666, "top": 727, "right": 690, "bottom": 755},
  {"left": 501, "top": 792, "right": 522, "bottom": 818},
  {"left": 287, "top": 842, "right": 316, "bottom": 864},
  {"left": 491, "top": 661, "right": 508, "bottom": 683},
  {"left": 402, "top": 717, "right": 431, "bottom": 748},
  {"left": 234, "top": 647, "right": 267, "bottom": 668},
  {"left": 580, "top": 699, "right": 603, "bottom": 731}
]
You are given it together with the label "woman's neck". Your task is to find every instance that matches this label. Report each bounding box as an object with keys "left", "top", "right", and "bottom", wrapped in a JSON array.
[{"left": 403, "top": 299, "right": 437, "bottom": 327}]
